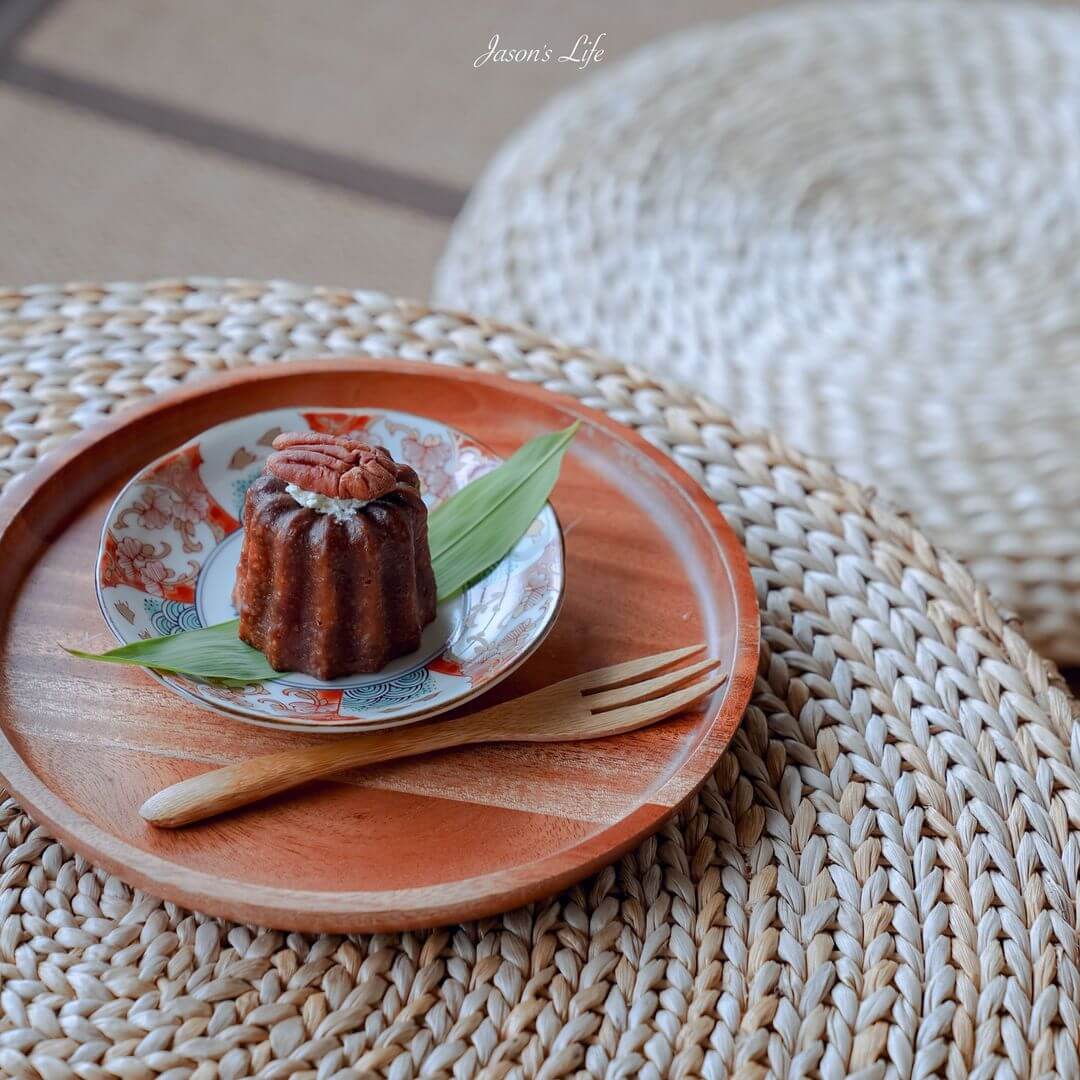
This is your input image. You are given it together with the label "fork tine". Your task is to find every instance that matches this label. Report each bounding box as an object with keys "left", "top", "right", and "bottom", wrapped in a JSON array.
[
  {"left": 586, "top": 656, "right": 722, "bottom": 710},
  {"left": 587, "top": 669, "right": 728, "bottom": 735},
  {"left": 576, "top": 643, "right": 706, "bottom": 691}
]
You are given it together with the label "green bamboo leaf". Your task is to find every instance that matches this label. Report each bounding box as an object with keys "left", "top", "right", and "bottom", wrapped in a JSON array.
[
  {"left": 429, "top": 421, "right": 578, "bottom": 601},
  {"left": 64, "top": 618, "right": 277, "bottom": 685},
  {"left": 66, "top": 423, "right": 579, "bottom": 682}
]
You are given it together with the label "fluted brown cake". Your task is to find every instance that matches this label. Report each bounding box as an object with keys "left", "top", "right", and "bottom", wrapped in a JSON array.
[{"left": 233, "top": 432, "right": 437, "bottom": 679}]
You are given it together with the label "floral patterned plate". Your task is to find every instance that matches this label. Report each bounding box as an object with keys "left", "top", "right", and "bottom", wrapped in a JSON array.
[{"left": 96, "top": 407, "right": 565, "bottom": 733}]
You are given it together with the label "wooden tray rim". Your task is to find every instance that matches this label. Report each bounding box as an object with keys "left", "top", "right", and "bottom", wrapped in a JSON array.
[{"left": 0, "top": 359, "right": 760, "bottom": 932}]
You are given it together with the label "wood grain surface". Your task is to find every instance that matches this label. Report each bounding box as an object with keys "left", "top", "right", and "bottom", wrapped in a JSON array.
[{"left": 0, "top": 360, "right": 759, "bottom": 932}]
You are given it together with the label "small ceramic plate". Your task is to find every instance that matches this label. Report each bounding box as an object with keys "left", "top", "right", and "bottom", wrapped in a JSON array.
[{"left": 96, "top": 407, "right": 564, "bottom": 732}]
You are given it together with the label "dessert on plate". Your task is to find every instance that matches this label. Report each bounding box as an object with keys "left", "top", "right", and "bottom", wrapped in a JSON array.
[{"left": 233, "top": 432, "right": 437, "bottom": 679}]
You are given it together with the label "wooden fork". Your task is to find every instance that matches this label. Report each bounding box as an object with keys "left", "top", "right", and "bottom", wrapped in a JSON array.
[{"left": 140, "top": 644, "right": 726, "bottom": 828}]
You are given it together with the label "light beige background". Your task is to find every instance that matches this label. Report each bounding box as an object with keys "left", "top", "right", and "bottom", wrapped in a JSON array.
[{"left": 1, "top": 0, "right": 783, "bottom": 295}]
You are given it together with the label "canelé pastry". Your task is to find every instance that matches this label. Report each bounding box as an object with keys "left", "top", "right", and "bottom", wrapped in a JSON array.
[{"left": 233, "top": 432, "right": 437, "bottom": 679}]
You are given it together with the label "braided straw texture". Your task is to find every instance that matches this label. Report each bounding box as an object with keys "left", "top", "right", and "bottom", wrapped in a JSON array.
[
  {"left": 1, "top": 278, "right": 1079, "bottom": 1079},
  {"left": 433, "top": 0, "right": 1080, "bottom": 665}
]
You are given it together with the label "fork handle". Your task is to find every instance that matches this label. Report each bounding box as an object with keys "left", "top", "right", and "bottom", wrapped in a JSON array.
[{"left": 140, "top": 714, "right": 495, "bottom": 828}]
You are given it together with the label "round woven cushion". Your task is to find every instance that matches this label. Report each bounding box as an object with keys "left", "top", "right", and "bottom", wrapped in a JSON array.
[
  {"left": 433, "top": 0, "right": 1080, "bottom": 666},
  {"left": 0, "top": 279, "right": 1078, "bottom": 1078}
]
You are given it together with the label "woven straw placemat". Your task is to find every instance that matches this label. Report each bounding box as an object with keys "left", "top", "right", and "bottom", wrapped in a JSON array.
[
  {"left": 433, "top": 0, "right": 1080, "bottom": 667},
  {"left": 0, "top": 279, "right": 1078, "bottom": 1079}
]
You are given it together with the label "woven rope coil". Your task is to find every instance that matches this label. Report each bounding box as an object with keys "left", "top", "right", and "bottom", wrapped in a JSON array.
[
  {"left": 0, "top": 278, "right": 1078, "bottom": 1078},
  {"left": 433, "top": 0, "right": 1080, "bottom": 666}
]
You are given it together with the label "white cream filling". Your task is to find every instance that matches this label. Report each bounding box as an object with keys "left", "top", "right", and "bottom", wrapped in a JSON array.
[{"left": 285, "top": 483, "right": 371, "bottom": 522}]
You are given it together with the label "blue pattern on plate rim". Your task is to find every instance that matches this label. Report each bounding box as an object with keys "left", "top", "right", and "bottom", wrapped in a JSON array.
[
  {"left": 231, "top": 470, "right": 262, "bottom": 515},
  {"left": 144, "top": 597, "right": 203, "bottom": 636},
  {"left": 340, "top": 666, "right": 435, "bottom": 712}
]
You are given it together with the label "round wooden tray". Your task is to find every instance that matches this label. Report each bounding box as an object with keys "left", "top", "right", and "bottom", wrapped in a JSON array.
[{"left": 0, "top": 360, "right": 758, "bottom": 932}]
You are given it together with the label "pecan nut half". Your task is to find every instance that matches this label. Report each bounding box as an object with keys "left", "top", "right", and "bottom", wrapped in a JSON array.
[{"left": 266, "top": 432, "right": 413, "bottom": 501}]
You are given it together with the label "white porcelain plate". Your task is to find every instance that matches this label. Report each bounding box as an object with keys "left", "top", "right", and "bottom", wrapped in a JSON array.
[{"left": 96, "top": 407, "right": 565, "bottom": 732}]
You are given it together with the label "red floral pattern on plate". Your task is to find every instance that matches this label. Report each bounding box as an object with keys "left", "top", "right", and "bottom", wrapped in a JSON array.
[
  {"left": 511, "top": 541, "right": 560, "bottom": 617},
  {"left": 436, "top": 619, "right": 539, "bottom": 684},
  {"left": 301, "top": 411, "right": 375, "bottom": 437},
  {"left": 114, "top": 444, "right": 239, "bottom": 554},
  {"left": 378, "top": 419, "right": 456, "bottom": 501},
  {"left": 400, "top": 432, "right": 454, "bottom": 500},
  {"left": 203, "top": 684, "right": 346, "bottom": 719},
  {"left": 99, "top": 531, "right": 197, "bottom": 603},
  {"left": 264, "top": 688, "right": 347, "bottom": 717}
]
